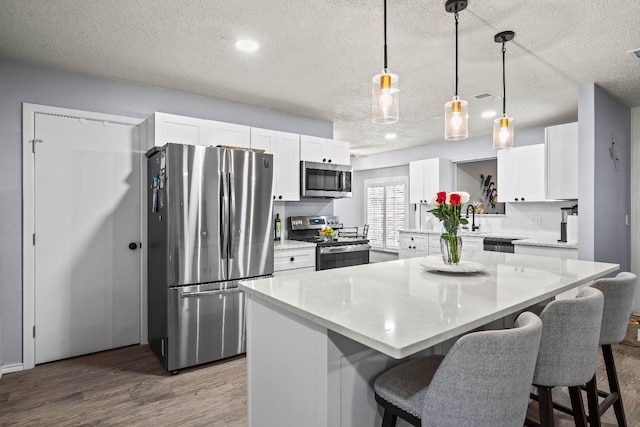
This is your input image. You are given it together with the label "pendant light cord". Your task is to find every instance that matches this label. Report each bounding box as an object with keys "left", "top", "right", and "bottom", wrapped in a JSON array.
[
  {"left": 383, "top": 0, "right": 388, "bottom": 69},
  {"left": 454, "top": 12, "right": 459, "bottom": 97},
  {"left": 501, "top": 42, "right": 506, "bottom": 115}
]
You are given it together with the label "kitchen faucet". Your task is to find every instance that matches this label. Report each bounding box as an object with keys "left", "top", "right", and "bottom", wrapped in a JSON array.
[{"left": 466, "top": 205, "right": 480, "bottom": 232}]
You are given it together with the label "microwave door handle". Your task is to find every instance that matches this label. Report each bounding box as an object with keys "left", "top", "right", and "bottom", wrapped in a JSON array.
[{"left": 338, "top": 171, "right": 343, "bottom": 191}]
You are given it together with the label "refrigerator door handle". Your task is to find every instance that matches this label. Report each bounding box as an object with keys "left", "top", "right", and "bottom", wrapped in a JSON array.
[
  {"left": 179, "top": 287, "right": 241, "bottom": 298},
  {"left": 220, "top": 172, "right": 229, "bottom": 260},
  {"left": 228, "top": 171, "right": 236, "bottom": 259}
]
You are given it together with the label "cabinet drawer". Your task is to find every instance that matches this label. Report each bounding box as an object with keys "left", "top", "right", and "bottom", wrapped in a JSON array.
[
  {"left": 399, "top": 233, "right": 428, "bottom": 247},
  {"left": 274, "top": 248, "right": 316, "bottom": 272}
]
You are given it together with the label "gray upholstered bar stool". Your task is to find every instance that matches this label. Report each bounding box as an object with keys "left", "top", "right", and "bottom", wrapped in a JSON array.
[
  {"left": 526, "top": 287, "right": 604, "bottom": 427},
  {"left": 373, "top": 312, "right": 543, "bottom": 427},
  {"left": 585, "top": 272, "right": 637, "bottom": 427}
]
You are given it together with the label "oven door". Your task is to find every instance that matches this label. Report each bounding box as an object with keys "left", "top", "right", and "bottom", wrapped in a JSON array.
[
  {"left": 301, "top": 161, "right": 352, "bottom": 198},
  {"left": 317, "top": 244, "right": 370, "bottom": 271}
]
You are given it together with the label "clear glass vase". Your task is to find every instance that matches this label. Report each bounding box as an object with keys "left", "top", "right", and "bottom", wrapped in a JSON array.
[{"left": 440, "top": 233, "right": 462, "bottom": 265}]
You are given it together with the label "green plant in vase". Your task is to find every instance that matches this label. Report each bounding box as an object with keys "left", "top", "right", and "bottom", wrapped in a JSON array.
[{"left": 429, "top": 191, "right": 470, "bottom": 264}]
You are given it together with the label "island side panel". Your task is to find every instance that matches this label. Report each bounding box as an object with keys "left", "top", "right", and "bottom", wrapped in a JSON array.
[{"left": 246, "top": 295, "right": 330, "bottom": 427}]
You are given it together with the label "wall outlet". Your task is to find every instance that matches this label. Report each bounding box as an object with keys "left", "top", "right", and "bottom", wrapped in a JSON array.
[
  {"left": 531, "top": 214, "right": 542, "bottom": 225},
  {"left": 637, "top": 328, "right": 640, "bottom": 342}
]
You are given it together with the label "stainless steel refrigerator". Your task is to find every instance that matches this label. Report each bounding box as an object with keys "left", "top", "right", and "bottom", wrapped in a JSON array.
[{"left": 146, "top": 143, "right": 274, "bottom": 372}]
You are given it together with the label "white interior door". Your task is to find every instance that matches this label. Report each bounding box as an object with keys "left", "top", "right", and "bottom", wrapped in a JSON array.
[{"left": 33, "top": 113, "right": 141, "bottom": 364}]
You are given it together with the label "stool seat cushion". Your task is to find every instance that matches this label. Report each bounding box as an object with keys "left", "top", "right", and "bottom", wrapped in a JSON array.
[{"left": 374, "top": 355, "right": 444, "bottom": 417}]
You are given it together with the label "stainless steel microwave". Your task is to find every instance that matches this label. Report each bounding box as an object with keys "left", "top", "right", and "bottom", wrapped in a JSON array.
[{"left": 300, "top": 161, "right": 352, "bottom": 198}]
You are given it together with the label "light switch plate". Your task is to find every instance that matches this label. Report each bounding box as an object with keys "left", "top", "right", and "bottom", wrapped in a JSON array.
[{"left": 637, "top": 328, "right": 640, "bottom": 342}]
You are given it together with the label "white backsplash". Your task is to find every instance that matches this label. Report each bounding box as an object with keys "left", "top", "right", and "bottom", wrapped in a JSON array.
[{"left": 416, "top": 200, "right": 577, "bottom": 239}]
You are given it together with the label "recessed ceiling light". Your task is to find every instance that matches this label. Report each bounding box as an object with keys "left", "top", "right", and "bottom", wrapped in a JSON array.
[
  {"left": 481, "top": 110, "right": 497, "bottom": 119},
  {"left": 385, "top": 133, "right": 397, "bottom": 140},
  {"left": 235, "top": 40, "right": 259, "bottom": 52}
]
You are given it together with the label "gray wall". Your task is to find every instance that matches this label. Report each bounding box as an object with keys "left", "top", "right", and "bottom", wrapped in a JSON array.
[
  {"left": 0, "top": 59, "right": 332, "bottom": 367},
  {"left": 578, "top": 83, "right": 632, "bottom": 272}
]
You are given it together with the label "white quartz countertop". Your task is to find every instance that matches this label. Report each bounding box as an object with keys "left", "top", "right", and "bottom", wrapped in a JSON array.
[
  {"left": 512, "top": 238, "right": 578, "bottom": 249},
  {"left": 240, "top": 251, "right": 618, "bottom": 359},
  {"left": 273, "top": 240, "right": 317, "bottom": 250}
]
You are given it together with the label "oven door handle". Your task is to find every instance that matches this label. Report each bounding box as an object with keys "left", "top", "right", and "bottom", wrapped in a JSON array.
[{"left": 319, "top": 244, "right": 370, "bottom": 254}]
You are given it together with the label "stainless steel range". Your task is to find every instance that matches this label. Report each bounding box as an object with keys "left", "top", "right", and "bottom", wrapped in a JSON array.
[{"left": 288, "top": 215, "right": 370, "bottom": 271}]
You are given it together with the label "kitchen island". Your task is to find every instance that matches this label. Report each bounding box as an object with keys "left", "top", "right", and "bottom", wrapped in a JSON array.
[{"left": 239, "top": 251, "right": 618, "bottom": 427}]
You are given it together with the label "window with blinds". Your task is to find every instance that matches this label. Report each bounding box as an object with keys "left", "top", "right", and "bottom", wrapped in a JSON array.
[{"left": 364, "top": 177, "right": 408, "bottom": 252}]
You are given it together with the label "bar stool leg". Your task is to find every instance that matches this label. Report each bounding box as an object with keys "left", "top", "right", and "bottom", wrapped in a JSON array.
[
  {"left": 585, "top": 376, "right": 601, "bottom": 427},
  {"left": 603, "top": 344, "right": 627, "bottom": 427},
  {"left": 568, "top": 386, "right": 588, "bottom": 427},
  {"left": 538, "top": 386, "right": 555, "bottom": 427},
  {"left": 381, "top": 409, "right": 397, "bottom": 427}
]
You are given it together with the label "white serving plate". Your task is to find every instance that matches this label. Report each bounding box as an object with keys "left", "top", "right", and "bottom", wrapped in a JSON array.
[{"left": 419, "top": 255, "right": 486, "bottom": 273}]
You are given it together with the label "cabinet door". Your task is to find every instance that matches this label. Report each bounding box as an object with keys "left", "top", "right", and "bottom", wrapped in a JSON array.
[
  {"left": 409, "top": 161, "right": 425, "bottom": 204},
  {"left": 300, "top": 135, "right": 326, "bottom": 162},
  {"left": 326, "top": 140, "right": 351, "bottom": 165},
  {"left": 155, "top": 113, "right": 200, "bottom": 146},
  {"left": 250, "top": 127, "right": 276, "bottom": 154},
  {"left": 546, "top": 122, "right": 578, "bottom": 200},
  {"left": 518, "top": 145, "right": 546, "bottom": 201},
  {"left": 497, "top": 148, "right": 520, "bottom": 202},
  {"left": 205, "top": 120, "right": 250, "bottom": 148},
  {"left": 275, "top": 132, "right": 301, "bottom": 201},
  {"left": 423, "top": 158, "right": 451, "bottom": 202}
]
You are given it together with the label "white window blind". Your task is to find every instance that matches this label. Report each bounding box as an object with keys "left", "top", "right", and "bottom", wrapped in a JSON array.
[{"left": 365, "top": 177, "right": 408, "bottom": 252}]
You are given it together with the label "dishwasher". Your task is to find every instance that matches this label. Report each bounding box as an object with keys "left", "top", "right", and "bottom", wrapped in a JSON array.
[{"left": 483, "top": 237, "right": 515, "bottom": 253}]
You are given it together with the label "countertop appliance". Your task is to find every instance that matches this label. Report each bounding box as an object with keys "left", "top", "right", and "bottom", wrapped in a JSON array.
[
  {"left": 483, "top": 237, "right": 515, "bottom": 253},
  {"left": 301, "top": 161, "right": 352, "bottom": 198},
  {"left": 288, "top": 215, "right": 370, "bottom": 270},
  {"left": 146, "top": 143, "right": 274, "bottom": 372},
  {"left": 559, "top": 204, "right": 578, "bottom": 242}
]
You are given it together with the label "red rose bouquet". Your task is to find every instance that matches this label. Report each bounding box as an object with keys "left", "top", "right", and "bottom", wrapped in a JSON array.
[{"left": 429, "top": 191, "right": 470, "bottom": 264}]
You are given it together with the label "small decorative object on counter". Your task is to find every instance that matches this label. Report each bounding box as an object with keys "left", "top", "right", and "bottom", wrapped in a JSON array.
[
  {"left": 274, "top": 213, "right": 281, "bottom": 241},
  {"left": 429, "top": 191, "right": 470, "bottom": 264},
  {"left": 320, "top": 225, "right": 335, "bottom": 240}
]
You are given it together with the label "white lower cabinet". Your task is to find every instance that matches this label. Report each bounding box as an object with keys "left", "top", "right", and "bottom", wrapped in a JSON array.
[
  {"left": 462, "top": 236, "right": 484, "bottom": 253},
  {"left": 398, "top": 232, "right": 428, "bottom": 259},
  {"left": 428, "top": 234, "right": 442, "bottom": 256},
  {"left": 274, "top": 247, "right": 316, "bottom": 276}
]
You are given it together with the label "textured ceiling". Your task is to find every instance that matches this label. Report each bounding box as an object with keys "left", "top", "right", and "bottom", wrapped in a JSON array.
[{"left": 1, "top": 0, "right": 639, "bottom": 156}]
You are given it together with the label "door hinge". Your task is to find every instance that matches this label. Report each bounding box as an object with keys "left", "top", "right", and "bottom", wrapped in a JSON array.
[
  {"left": 33, "top": 233, "right": 36, "bottom": 245},
  {"left": 33, "top": 325, "right": 36, "bottom": 338},
  {"left": 29, "top": 139, "right": 43, "bottom": 153}
]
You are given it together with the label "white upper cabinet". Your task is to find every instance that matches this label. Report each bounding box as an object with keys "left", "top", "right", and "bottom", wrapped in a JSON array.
[
  {"left": 250, "top": 128, "right": 300, "bottom": 202},
  {"left": 546, "top": 122, "right": 578, "bottom": 200},
  {"left": 497, "top": 144, "right": 546, "bottom": 202},
  {"left": 202, "top": 119, "right": 250, "bottom": 148},
  {"left": 409, "top": 158, "right": 452, "bottom": 204},
  {"left": 300, "top": 135, "right": 350, "bottom": 165},
  {"left": 152, "top": 112, "right": 250, "bottom": 148}
]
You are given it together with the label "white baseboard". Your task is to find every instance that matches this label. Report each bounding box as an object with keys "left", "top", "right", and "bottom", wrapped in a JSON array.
[{"left": 2, "top": 363, "right": 24, "bottom": 374}]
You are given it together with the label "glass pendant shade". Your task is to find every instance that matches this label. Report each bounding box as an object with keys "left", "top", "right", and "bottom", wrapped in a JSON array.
[
  {"left": 492, "top": 116, "right": 514, "bottom": 149},
  {"left": 372, "top": 70, "right": 399, "bottom": 124},
  {"left": 444, "top": 96, "right": 468, "bottom": 140}
]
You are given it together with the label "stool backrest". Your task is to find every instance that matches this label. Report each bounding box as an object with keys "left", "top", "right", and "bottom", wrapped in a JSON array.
[
  {"left": 533, "top": 287, "right": 604, "bottom": 387},
  {"left": 591, "top": 272, "right": 637, "bottom": 345},
  {"left": 421, "top": 312, "right": 542, "bottom": 427}
]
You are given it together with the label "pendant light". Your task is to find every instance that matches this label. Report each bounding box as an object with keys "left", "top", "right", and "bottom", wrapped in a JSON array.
[
  {"left": 493, "top": 31, "right": 515, "bottom": 149},
  {"left": 444, "top": 0, "right": 468, "bottom": 140},
  {"left": 372, "top": 0, "right": 399, "bottom": 124}
]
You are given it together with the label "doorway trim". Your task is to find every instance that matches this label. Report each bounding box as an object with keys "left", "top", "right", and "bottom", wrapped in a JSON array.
[{"left": 22, "top": 103, "right": 145, "bottom": 370}]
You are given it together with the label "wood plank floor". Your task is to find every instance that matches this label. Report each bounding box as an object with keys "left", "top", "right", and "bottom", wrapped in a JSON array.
[{"left": 1, "top": 343, "right": 639, "bottom": 426}]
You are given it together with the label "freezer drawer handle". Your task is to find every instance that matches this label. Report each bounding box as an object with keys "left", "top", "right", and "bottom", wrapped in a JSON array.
[{"left": 180, "top": 288, "right": 241, "bottom": 298}]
